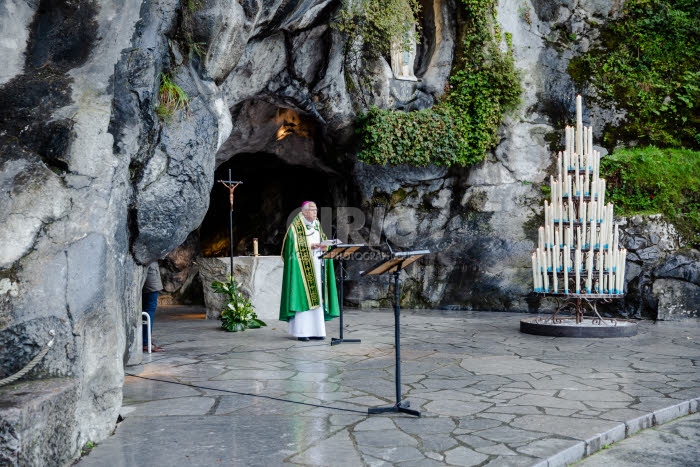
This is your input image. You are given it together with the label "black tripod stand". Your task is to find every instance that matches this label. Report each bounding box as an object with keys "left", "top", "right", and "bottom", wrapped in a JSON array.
[
  {"left": 361, "top": 249, "right": 429, "bottom": 417},
  {"left": 320, "top": 244, "right": 366, "bottom": 346}
]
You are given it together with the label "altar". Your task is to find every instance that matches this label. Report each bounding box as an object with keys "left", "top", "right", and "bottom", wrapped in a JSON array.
[{"left": 197, "top": 256, "right": 283, "bottom": 322}]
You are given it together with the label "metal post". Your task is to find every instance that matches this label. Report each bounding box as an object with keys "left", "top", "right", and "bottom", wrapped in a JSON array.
[{"left": 394, "top": 269, "right": 401, "bottom": 404}]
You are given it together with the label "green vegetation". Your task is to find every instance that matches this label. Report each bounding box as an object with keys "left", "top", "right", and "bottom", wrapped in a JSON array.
[
  {"left": 351, "top": 0, "right": 521, "bottom": 167},
  {"left": 569, "top": 0, "right": 700, "bottom": 149},
  {"left": 155, "top": 73, "right": 189, "bottom": 121},
  {"left": 185, "top": 0, "right": 202, "bottom": 13},
  {"left": 212, "top": 276, "right": 267, "bottom": 332},
  {"left": 601, "top": 146, "right": 700, "bottom": 246},
  {"left": 81, "top": 441, "right": 95, "bottom": 456}
]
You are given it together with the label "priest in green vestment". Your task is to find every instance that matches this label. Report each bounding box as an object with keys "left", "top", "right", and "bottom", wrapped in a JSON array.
[{"left": 279, "top": 201, "right": 340, "bottom": 341}]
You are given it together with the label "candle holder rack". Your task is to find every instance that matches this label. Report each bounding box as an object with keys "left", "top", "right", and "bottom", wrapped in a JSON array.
[{"left": 525, "top": 95, "right": 634, "bottom": 337}]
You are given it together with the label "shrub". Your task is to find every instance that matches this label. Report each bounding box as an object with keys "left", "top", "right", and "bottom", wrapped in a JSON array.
[
  {"left": 601, "top": 146, "right": 700, "bottom": 246},
  {"left": 353, "top": 0, "right": 521, "bottom": 167},
  {"left": 569, "top": 0, "right": 700, "bottom": 148}
]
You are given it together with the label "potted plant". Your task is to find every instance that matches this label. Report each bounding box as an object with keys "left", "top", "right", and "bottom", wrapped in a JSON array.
[{"left": 211, "top": 276, "right": 267, "bottom": 332}]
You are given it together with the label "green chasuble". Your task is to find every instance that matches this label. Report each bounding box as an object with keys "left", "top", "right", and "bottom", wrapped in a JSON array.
[{"left": 279, "top": 214, "right": 340, "bottom": 322}]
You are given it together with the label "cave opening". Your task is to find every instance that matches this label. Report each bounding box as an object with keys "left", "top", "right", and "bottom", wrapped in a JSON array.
[
  {"left": 200, "top": 153, "right": 346, "bottom": 257},
  {"left": 199, "top": 100, "right": 352, "bottom": 258}
]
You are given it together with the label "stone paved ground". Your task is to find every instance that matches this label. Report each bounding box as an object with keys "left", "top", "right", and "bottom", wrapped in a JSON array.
[{"left": 77, "top": 306, "right": 700, "bottom": 466}]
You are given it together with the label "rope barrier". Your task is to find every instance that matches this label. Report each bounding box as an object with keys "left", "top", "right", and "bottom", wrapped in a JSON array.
[{"left": 0, "top": 330, "right": 55, "bottom": 387}]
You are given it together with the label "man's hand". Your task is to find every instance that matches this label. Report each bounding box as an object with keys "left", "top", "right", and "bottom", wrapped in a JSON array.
[{"left": 310, "top": 243, "right": 323, "bottom": 250}]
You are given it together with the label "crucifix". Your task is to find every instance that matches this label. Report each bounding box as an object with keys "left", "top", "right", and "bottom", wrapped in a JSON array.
[{"left": 217, "top": 168, "right": 243, "bottom": 276}]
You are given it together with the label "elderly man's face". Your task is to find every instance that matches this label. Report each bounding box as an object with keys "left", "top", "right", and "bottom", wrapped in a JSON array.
[{"left": 302, "top": 203, "right": 318, "bottom": 222}]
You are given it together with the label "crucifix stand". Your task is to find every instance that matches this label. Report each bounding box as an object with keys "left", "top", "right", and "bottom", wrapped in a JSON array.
[
  {"left": 320, "top": 244, "right": 367, "bottom": 346},
  {"left": 217, "top": 168, "right": 242, "bottom": 275},
  {"left": 360, "top": 249, "right": 430, "bottom": 417}
]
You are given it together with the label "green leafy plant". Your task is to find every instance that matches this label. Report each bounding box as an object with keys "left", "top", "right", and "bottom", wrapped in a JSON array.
[
  {"left": 354, "top": 0, "right": 521, "bottom": 167},
  {"left": 518, "top": 3, "right": 532, "bottom": 26},
  {"left": 155, "top": 73, "right": 189, "bottom": 121},
  {"left": 601, "top": 146, "right": 700, "bottom": 246},
  {"left": 212, "top": 276, "right": 266, "bottom": 332},
  {"left": 81, "top": 441, "right": 95, "bottom": 456},
  {"left": 569, "top": 0, "right": 700, "bottom": 149}
]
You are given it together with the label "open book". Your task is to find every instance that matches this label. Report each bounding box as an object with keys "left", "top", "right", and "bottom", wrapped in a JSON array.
[{"left": 319, "top": 239, "right": 342, "bottom": 247}]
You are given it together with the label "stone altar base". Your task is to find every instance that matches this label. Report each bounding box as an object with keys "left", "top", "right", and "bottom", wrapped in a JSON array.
[{"left": 197, "top": 256, "right": 283, "bottom": 323}]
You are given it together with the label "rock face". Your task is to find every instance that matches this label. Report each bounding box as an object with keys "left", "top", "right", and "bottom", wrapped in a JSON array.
[
  {"left": 614, "top": 216, "right": 700, "bottom": 320},
  {"left": 1, "top": 0, "right": 698, "bottom": 463}
]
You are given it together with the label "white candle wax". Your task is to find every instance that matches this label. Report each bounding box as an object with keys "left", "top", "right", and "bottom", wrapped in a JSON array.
[
  {"left": 576, "top": 95, "right": 583, "bottom": 156},
  {"left": 557, "top": 154, "right": 562, "bottom": 182},
  {"left": 532, "top": 253, "right": 539, "bottom": 291},
  {"left": 576, "top": 226, "right": 582, "bottom": 251},
  {"left": 599, "top": 180, "right": 606, "bottom": 220},
  {"left": 586, "top": 251, "right": 593, "bottom": 293},
  {"left": 563, "top": 244, "right": 569, "bottom": 292},
  {"left": 607, "top": 203, "right": 614, "bottom": 249},
  {"left": 558, "top": 203, "right": 564, "bottom": 243},
  {"left": 620, "top": 249, "right": 627, "bottom": 293},
  {"left": 597, "top": 251, "right": 603, "bottom": 293},
  {"left": 578, "top": 175, "right": 584, "bottom": 218},
  {"left": 538, "top": 226, "right": 545, "bottom": 252},
  {"left": 575, "top": 249, "right": 581, "bottom": 293}
]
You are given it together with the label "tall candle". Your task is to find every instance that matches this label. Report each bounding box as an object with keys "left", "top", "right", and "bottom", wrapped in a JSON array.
[
  {"left": 607, "top": 203, "right": 614, "bottom": 249},
  {"left": 557, "top": 154, "right": 562, "bottom": 183},
  {"left": 532, "top": 253, "right": 539, "bottom": 291},
  {"left": 563, "top": 244, "right": 569, "bottom": 293},
  {"left": 558, "top": 203, "right": 564, "bottom": 242},
  {"left": 253, "top": 238, "right": 259, "bottom": 256},
  {"left": 544, "top": 200, "right": 550, "bottom": 241},
  {"left": 576, "top": 226, "right": 582, "bottom": 251},
  {"left": 575, "top": 248, "right": 581, "bottom": 293},
  {"left": 584, "top": 164, "right": 590, "bottom": 196},
  {"left": 576, "top": 95, "right": 583, "bottom": 156},
  {"left": 586, "top": 251, "right": 593, "bottom": 293},
  {"left": 598, "top": 180, "right": 606, "bottom": 220},
  {"left": 619, "top": 249, "right": 627, "bottom": 293},
  {"left": 597, "top": 251, "right": 603, "bottom": 293},
  {"left": 590, "top": 218, "right": 596, "bottom": 252}
]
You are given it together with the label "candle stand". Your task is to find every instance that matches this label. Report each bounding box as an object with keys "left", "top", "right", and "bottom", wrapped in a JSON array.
[{"left": 523, "top": 94, "right": 636, "bottom": 338}]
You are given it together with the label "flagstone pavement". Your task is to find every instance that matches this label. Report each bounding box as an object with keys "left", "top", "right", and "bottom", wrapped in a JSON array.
[{"left": 77, "top": 306, "right": 700, "bottom": 467}]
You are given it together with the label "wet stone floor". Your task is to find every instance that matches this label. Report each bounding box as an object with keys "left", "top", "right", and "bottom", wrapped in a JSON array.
[{"left": 77, "top": 306, "right": 700, "bottom": 467}]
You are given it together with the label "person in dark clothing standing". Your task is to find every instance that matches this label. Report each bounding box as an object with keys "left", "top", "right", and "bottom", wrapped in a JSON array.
[{"left": 143, "top": 262, "right": 164, "bottom": 352}]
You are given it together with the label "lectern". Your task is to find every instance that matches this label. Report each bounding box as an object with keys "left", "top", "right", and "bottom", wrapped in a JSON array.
[
  {"left": 320, "top": 244, "right": 367, "bottom": 346},
  {"left": 361, "top": 249, "right": 430, "bottom": 417}
]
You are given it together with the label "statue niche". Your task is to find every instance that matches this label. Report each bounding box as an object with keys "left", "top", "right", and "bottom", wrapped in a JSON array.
[{"left": 390, "top": 23, "right": 418, "bottom": 81}]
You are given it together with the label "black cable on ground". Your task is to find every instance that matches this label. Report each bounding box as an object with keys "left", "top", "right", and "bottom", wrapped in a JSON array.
[{"left": 124, "top": 373, "right": 369, "bottom": 415}]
